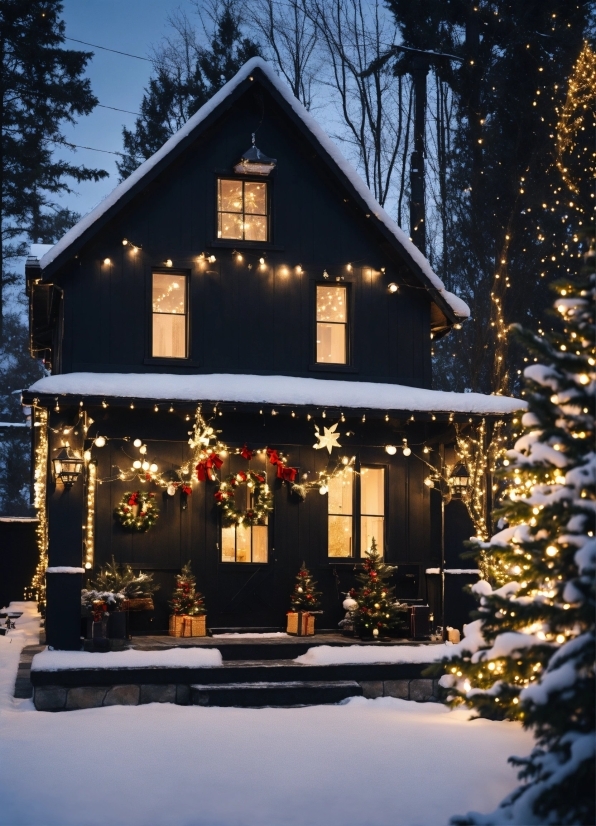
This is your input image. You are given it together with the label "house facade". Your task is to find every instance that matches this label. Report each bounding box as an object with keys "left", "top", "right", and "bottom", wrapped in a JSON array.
[{"left": 23, "top": 59, "right": 522, "bottom": 649}]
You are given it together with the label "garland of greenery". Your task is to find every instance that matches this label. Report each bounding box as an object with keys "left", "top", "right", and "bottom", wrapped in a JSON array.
[
  {"left": 114, "top": 490, "right": 159, "bottom": 532},
  {"left": 215, "top": 470, "right": 273, "bottom": 527}
]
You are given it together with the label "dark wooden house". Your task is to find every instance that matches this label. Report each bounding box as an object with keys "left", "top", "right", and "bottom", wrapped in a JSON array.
[{"left": 23, "top": 59, "right": 522, "bottom": 650}]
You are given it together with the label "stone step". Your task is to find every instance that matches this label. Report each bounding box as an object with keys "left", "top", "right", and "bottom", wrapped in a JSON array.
[{"left": 191, "top": 679, "right": 363, "bottom": 707}]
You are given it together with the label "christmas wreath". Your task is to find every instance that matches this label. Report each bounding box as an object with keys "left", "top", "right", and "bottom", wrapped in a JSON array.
[
  {"left": 115, "top": 490, "right": 159, "bottom": 532},
  {"left": 214, "top": 470, "right": 273, "bottom": 526}
]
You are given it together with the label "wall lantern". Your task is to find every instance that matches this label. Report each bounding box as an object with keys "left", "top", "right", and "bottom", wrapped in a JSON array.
[
  {"left": 387, "top": 283, "right": 399, "bottom": 294},
  {"left": 449, "top": 464, "right": 471, "bottom": 496},
  {"left": 234, "top": 134, "right": 276, "bottom": 175},
  {"left": 52, "top": 447, "right": 84, "bottom": 488}
]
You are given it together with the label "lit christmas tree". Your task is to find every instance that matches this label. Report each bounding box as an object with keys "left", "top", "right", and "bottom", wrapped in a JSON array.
[
  {"left": 169, "top": 562, "right": 206, "bottom": 616},
  {"left": 350, "top": 538, "right": 407, "bottom": 638},
  {"left": 290, "top": 563, "right": 321, "bottom": 612},
  {"left": 440, "top": 48, "right": 595, "bottom": 820}
]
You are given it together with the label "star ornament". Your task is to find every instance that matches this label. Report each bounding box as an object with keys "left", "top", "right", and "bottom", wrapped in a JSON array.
[{"left": 313, "top": 422, "right": 342, "bottom": 454}]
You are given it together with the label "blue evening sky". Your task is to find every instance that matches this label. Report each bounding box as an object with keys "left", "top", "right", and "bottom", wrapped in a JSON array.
[{"left": 58, "top": 0, "right": 185, "bottom": 216}]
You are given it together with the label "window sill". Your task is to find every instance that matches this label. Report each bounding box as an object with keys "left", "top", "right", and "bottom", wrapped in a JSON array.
[
  {"left": 309, "top": 363, "right": 358, "bottom": 374},
  {"left": 144, "top": 357, "right": 198, "bottom": 366},
  {"left": 208, "top": 239, "right": 285, "bottom": 251}
]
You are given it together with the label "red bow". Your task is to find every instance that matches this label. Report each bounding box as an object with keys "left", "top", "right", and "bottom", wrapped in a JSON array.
[
  {"left": 277, "top": 465, "right": 297, "bottom": 483},
  {"left": 214, "top": 490, "right": 228, "bottom": 502},
  {"left": 181, "top": 484, "right": 192, "bottom": 496},
  {"left": 241, "top": 444, "right": 253, "bottom": 460},
  {"left": 128, "top": 493, "right": 139, "bottom": 506},
  {"left": 196, "top": 453, "right": 223, "bottom": 481},
  {"left": 267, "top": 448, "right": 280, "bottom": 465}
]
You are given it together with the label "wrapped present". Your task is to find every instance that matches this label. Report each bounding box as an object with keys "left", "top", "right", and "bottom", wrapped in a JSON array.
[
  {"left": 169, "top": 614, "right": 207, "bottom": 637},
  {"left": 446, "top": 626, "right": 461, "bottom": 643},
  {"left": 286, "top": 611, "right": 315, "bottom": 636}
]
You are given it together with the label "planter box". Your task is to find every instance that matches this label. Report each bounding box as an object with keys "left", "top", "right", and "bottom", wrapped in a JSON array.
[
  {"left": 169, "top": 615, "right": 207, "bottom": 637},
  {"left": 286, "top": 612, "right": 315, "bottom": 636}
]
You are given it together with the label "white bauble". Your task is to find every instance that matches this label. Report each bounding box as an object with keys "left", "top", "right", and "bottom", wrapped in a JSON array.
[
  {"left": 343, "top": 597, "right": 358, "bottom": 612},
  {"left": 167, "top": 484, "right": 177, "bottom": 496},
  {"left": 372, "top": 628, "right": 379, "bottom": 637}
]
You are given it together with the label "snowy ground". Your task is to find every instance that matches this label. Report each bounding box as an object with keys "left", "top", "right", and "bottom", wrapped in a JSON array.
[{"left": 0, "top": 603, "right": 533, "bottom": 826}]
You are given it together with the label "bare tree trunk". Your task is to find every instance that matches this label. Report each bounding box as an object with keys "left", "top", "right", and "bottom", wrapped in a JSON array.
[{"left": 245, "top": 0, "right": 318, "bottom": 109}]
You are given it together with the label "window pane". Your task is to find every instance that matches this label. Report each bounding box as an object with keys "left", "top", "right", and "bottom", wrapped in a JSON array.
[
  {"left": 153, "top": 273, "right": 186, "bottom": 314},
  {"left": 218, "top": 212, "right": 243, "bottom": 239},
  {"left": 219, "top": 179, "right": 243, "bottom": 213},
  {"left": 361, "top": 516, "right": 384, "bottom": 555},
  {"left": 152, "top": 313, "right": 186, "bottom": 358},
  {"left": 361, "top": 468, "right": 385, "bottom": 515},
  {"left": 328, "top": 515, "right": 353, "bottom": 557},
  {"left": 244, "top": 215, "right": 267, "bottom": 241},
  {"left": 328, "top": 472, "right": 352, "bottom": 515},
  {"left": 244, "top": 182, "right": 266, "bottom": 214},
  {"left": 317, "top": 285, "right": 347, "bottom": 322},
  {"left": 236, "top": 525, "right": 250, "bottom": 563},
  {"left": 317, "top": 322, "right": 346, "bottom": 364},
  {"left": 221, "top": 527, "right": 236, "bottom": 562},
  {"left": 252, "top": 526, "right": 268, "bottom": 562}
]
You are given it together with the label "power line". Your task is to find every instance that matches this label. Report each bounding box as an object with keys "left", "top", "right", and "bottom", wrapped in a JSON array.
[
  {"left": 97, "top": 103, "right": 141, "bottom": 117},
  {"left": 64, "top": 36, "right": 152, "bottom": 62},
  {"left": 49, "top": 138, "right": 125, "bottom": 157}
]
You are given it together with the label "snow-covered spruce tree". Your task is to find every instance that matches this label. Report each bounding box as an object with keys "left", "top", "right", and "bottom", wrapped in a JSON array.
[
  {"left": 350, "top": 538, "right": 407, "bottom": 638},
  {"left": 169, "top": 563, "right": 206, "bottom": 616},
  {"left": 440, "top": 259, "right": 595, "bottom": 824},
  {"left": 290, "top": 563, "right": 321, "bottom": 612}
]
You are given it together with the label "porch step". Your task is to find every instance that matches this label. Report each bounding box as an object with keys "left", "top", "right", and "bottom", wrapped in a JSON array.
[{"left": 191, "top": 679, "right": 362, "bottom": 707}]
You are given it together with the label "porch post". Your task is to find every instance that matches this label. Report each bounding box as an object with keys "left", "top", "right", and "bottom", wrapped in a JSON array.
[{"left": 45, "top": 412, "right": 85, "bottom": 650}]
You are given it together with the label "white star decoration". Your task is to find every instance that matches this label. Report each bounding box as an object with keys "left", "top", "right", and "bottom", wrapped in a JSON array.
[{"left": 313, "top": 422, "right": 342, "bottom": 454}]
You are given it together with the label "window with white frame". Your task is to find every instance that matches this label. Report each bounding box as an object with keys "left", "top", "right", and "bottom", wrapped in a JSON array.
[{"left": 152, "top": 272, "right": 187, "bottom": 358}]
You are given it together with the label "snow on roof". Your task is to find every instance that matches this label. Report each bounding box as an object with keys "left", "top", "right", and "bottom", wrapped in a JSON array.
[
  {"left": 27, "top": 372, "right": 525, "bottom": 415},
  {"left": 38, "top": 58, "right": 469, "bottom": 320}
]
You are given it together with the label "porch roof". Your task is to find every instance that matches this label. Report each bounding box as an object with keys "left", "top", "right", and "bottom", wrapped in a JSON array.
[{"left": 26, "top": 372, "right": 525, "bottom": 417}]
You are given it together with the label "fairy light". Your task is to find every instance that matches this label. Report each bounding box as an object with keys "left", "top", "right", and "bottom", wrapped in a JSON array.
[
  {"left": 84, "top": 460, "right": 97, "bottom": 569},
  {"left": 30, "top": 407, "right": 49, "bottom": 609}
]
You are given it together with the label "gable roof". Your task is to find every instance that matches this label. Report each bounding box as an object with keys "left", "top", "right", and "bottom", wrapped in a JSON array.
[{"left": 37, "top": 57, "right": 469, "bottom": 323}]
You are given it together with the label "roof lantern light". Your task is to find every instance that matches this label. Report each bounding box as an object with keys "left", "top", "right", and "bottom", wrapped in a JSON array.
[{"left": 234, "top": 133, "right": 276, "bottom": 176}]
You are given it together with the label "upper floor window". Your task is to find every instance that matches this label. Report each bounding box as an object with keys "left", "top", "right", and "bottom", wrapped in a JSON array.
[
  {"left": 152, "top": 272, "right": 187, "bottom": 359},
  {"left": 316, "top": 284, "right": 348, "bottom": 364},
  {"left": 217, "top": 179, "right": 268, "bottom": 242}
]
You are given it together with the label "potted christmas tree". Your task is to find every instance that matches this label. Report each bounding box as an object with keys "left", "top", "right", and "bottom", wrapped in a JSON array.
[
  {"left": 349, "top": 538, "right": 408, "bottom": 639},
  {"left": 169, "top": 562, "right": 207, "bottom": 637},
  {"left": 87, "top": 557, "right": 159, "bottom": 639},
  {"left": 287, "top": 563, "right": 321, "bottom": 636}
]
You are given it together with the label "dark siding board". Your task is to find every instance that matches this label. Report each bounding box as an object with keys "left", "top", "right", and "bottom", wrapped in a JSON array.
[{"left": 52, "top": 85, "right": 433, "bottom": 385}]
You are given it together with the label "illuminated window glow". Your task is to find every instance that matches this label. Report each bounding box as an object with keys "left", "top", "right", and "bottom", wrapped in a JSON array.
[
  {"left": 316, "top": 285, "right": 348, "bottom": 364},
  {"left": 152, "top": 272, "right": 187, "bottom": 358},
  {"left": 217, "top": 179, "right": 268, "bottom": 241}
]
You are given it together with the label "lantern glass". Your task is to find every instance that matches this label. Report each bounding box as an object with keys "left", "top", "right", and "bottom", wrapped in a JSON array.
[
  {"left": 449, "top": 464, "right": 470, "bottom": 496},
  {"left": 53, "top": 447, "right": 83, "bottom": 488}
]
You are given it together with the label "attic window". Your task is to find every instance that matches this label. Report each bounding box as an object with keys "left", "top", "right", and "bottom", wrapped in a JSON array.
[{"left": 217, "top": 179, "right": 268, "bottom": 242}]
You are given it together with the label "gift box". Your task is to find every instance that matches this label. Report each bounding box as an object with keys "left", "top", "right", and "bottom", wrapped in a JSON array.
[
  {"left": 446, "top": 626, "right": 461, "bottom": 643},
  {"left": 286, "top": 611, "right": 315, "bottom": 636},
  {"left": 169, "top": 614, "right": 207, "bottom": 637}
]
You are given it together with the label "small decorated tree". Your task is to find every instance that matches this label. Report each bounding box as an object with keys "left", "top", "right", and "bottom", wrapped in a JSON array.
[
  {"left": 350, "top": 539, "right": 407, "bottom": 638},
  {"left": 169, "top": 562, "right": 206, "bottom": 616},
  {"left": 290, "top": 563, "right": 322, "bottom": 612},
  {"left": 169, "top": 562, "right": 207, "bottom": 637}
]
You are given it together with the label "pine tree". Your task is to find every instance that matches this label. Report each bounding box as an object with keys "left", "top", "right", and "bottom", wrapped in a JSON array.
[
  {"left": 118, "top": 1, "right": 261, "bottom": 179},
  {"left": 290, "top": 563, "right": 321, "bottom": 611},
  {"left": 385, "top": 0, "right": 592, "bottom": 396},
  {"left": 0, "top": 0, "right": 107, "bottom": 338},
  {"left": 169, "top": 562, "right": 206, "bottom": 616},
  {"left": 438, "top": 57, "right": 595, "bottom": 816},
  {"left": 0, "top": 313, "right": 45, "bottom": 515},
  {"left": 350, "top": 539, "right": 406, "bottom": 638}
]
